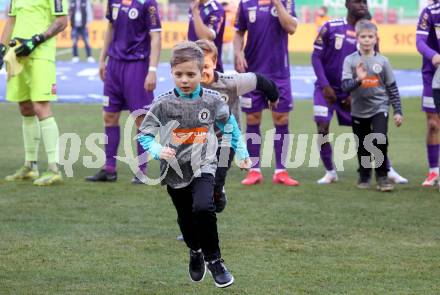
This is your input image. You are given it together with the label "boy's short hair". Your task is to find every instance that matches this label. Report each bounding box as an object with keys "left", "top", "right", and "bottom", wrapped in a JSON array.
[
  {"left": 195, "top": 39, "right": 218, "bottom": 61},
  {"left": 355, "top": 19, "right": 378, "bottom": 35},
  {"left": 170, "top": 41, "right": 204, "bottom": 71}
]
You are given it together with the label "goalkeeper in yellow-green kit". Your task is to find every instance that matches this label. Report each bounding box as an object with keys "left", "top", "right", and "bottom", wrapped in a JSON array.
[{"left": 1, "top": 0, "right": 68, "bottom": 185}]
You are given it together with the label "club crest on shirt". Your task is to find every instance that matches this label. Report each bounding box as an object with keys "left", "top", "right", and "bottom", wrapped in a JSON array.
[
  {"left": 198, "top": 108, "right": 211, "bottom": 123},
  {"left": 334, "top": 34, "right": 344, "bottom": 50},
  {"left": 248, "top": 7, "right": 257, "bottom": 23},
  {"left": 112, "top": 5, "right": 120, "bottom": 21},
  {"left": 435, "top": 25, "right": 440, "bottom": 39},
  {"left": 372, "top": 63, "right": 383, "bottom": 74},
  {"left": 220, "top": 94, "right": 229, "bottom": 103},
  {"left": 271, "top": 6, "right": 278, "bottom": 17},
  {"left": 128, "top": 8, "right": 139, "bottom": 19}
]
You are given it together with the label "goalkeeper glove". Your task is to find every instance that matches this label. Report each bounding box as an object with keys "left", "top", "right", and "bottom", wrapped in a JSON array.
[
  {"left": 11, "top": 34, "right": 45, "bottom": 57},
  {"left": 0, "top": 44, "right": 6, "bottom": 70}
]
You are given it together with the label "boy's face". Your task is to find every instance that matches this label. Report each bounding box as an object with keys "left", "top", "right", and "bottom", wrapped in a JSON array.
[
  {"left": 172, "top": 61, "right": 202, "bottom": 94},
  {"left": 202, "top": 53, "right": 217, "bottom": 84},
  {"left": 357, "top": 29, "right": 377, "bottom": 51}
]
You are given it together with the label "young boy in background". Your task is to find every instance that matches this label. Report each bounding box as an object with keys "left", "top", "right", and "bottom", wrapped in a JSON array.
[
  {"left": 195, "top": 39, "right": 279, "bottom": 212},
  {"left": 341, "top": 20, "right": 403, "bottom": 192},
  {"left": 138, "top": 41, "right": 251, "bottom": 288}
]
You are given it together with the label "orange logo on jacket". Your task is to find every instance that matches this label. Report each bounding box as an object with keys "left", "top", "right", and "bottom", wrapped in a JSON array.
[
  {"left": 172, "top": 127, "right": 208, "bottom": 145},
  {"left": 361, "top": 75, "right": 380, "bottom": 88}
]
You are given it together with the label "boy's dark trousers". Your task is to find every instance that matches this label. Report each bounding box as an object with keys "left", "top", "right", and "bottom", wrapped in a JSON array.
[
  {"left": 352, "top": 112, "right": 389, "bottom": 180},
  {"left": 214, "top": 146, "right": 235, "bottom": 196},
  {"left": 167, "top": 173, "right": 220, "bottom": 261}
]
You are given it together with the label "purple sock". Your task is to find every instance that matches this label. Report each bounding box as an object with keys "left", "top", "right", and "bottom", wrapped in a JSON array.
[
  {"left": 246, "top": 124, "right": 261, "bottom": 168},
  {"left": 274, "top": 124, "right": 289, "bottom": 170},
  {"left": 320, "top": 142, "right": 334, "bottom": 171},
  {"left": 427, "top": 144, "right": 440, "bottom": 168},
  {"left": 137, "top": 131, "right": 147, "bottom": 174},
  {"left": 105, "top": 126, "right": 120, "bottom": 173}
]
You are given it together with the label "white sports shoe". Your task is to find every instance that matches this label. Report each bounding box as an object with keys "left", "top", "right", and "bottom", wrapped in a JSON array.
[
  {"left": 317, "top": 171, "right": 338, "bottom": 184},
  {"left": 87, "top": 56, "right": 96, "bottom": 63},
  {"left": 71, "top": 56, "right": 80, "bottom": 63},
  {"left": 388, "top": 167, "right": 408, "bottom": 184}
]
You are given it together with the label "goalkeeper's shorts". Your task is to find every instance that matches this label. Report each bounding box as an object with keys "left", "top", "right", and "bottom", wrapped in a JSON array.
[{"left": 6, "top": 58, "right": 57, "bottom": 102}]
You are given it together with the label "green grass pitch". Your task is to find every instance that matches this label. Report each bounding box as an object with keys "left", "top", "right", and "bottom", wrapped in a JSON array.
[{"left": 1, "top": 98, "right": 439, "bottom": 294}]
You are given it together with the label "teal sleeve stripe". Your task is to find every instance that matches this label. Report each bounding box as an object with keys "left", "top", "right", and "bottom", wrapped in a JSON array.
[
  {"left": 215, "top": 114, "right": 249, "bottom": 161},
  {"left": 138, "top": 134, "right": 162, "bottom": 160}
]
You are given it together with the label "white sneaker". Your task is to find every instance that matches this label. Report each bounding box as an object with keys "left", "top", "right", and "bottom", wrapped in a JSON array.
[
  {"left": 422, "top": 171, "right": 439, "bottom": 186},
  {"left": 87, "top": 56, "right": 96, "bottom": 63},
  {"left": 388, "top": 168, "right": 408, "bottom": 184},
  {"left": 317, "top": 171, "right": 338, "bottom": 184},
  {"left": 71, "top": 57, "right": 80, "bottom": 63}
]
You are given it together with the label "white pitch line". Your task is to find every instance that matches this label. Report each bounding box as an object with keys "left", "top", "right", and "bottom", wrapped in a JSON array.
[{"left": 56, "top": 48, "right": 72, "bottom": 57}]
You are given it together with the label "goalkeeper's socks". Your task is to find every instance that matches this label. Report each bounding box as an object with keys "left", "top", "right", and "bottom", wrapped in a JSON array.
[
  {"left": 22, "top": 115, "right": 41, "bottom": 162},
  {"left": 40, "top": 117, "right": 60, "bottom": 165},
  {"left": 24, "top": 161, "right": 38, "bottom": 170}
]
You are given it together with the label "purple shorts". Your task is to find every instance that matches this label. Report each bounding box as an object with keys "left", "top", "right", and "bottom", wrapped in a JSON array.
[
  {"left": 103, "top": 58, "right": 154, "bottom": 113},
  {"left": 241, "top": 77, "right": 293, "bottom": 113},
  {"left": 422, "top": 72, "right": 436, "bottom": 113},
  {"left": 313, "top": 86, "right": 351, "bottom": 126}
]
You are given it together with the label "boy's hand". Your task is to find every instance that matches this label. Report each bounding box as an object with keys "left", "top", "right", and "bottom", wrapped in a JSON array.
[
  {"left": 160, "top": 147, "right": 176, "bottom": 160},
  {"left": 239, "top": 158, "right": 252, "bottom": 171},
  {"left": 322, "top": 85, "right": 337, "bottom": 104},
  {"left": 394, "top": 114, "right": 403, "bottom": 127},
  {"left": 356, "top": 62, "right": 368, "bottom": 81}
]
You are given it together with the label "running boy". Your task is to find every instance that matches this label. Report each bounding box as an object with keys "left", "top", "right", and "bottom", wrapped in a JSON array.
[
  {"left": 341, "top": 20, "right": 403, "bottom": 191},
  {"left": 138, "top": 41, "right": 251, "bottom": 288},
  {"left": 196, "top": 39, "right": 279, "bottom": 212}
]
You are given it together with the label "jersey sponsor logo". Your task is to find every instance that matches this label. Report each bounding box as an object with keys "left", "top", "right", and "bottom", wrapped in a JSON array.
[
  {"left": 420, "top": 12, "right": 429, "bottom": 30},
  {"left": 361, "top": 75, "right": 380, "bottom": 88},
  {"left": 112, "top": 5, "right": 120, "bottom": 20},
  {"left": 372, "top": 63, "right": 383, "bottom": 74},
  {"left": 248, "top": 8, "right": 257, "bottom": 23},
  {"left": 271, "top": 6, "right": 278, "bottom": 17},
  {"left": 198, "top": 108, "right": 211, "bottom": 123},
  {"left": 346, "top": 30, "right": 356, "bottom": 38},
  {"left": 220, "top": 94, "right": 229, "bottom": 103},
  {"left": 172, "top": 127, "right": 208, "bottom": 144},
  {"left": 259, "top": 6, "right": 269, "bottom": 12},
  {"left": 258, "top": 0, "right": 271, "bottom": 6},
  {"left": 149, "top": 6, "right": 158, "bottom": 26},
  {"left": 335, "top": 34, "right": 344, "bottom": 50},
  {"left": 128, "top": 8, "right": 139, "bottom": 19}
]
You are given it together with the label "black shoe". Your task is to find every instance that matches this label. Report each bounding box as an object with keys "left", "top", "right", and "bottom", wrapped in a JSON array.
[
  {"left": 376, "top": 176, "right": 394, "bottom": 192},
  {"left": 357, "top": 175, "right": 371, "bottom": 189},
  {"left": 85, "top": 169, "right": 117, "bottom": 182},
  {"left": 207, "top": 258, "right": 234, "bottom": 288},
  {"left": 214, "top": 187, "right": 227, "bottom": 213},
  {"left": 131, "top": 175, "right": 146, "bottom": 184},
  {"left": 189, "top": 249, "right": 206, "bottom": 282}
]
